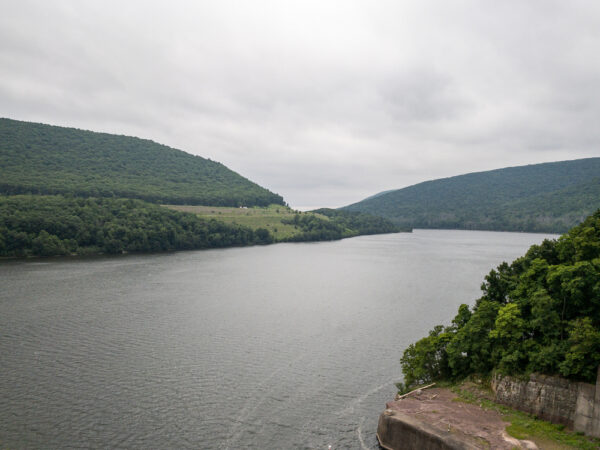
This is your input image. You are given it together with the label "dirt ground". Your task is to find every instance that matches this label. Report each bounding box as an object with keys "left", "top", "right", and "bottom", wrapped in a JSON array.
[{"left": 385, "top": 387, "right": 538, "bottom": 449}]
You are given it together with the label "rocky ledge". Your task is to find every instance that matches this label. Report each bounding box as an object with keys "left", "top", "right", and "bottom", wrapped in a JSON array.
[{"left": 377, "top": 387, "right": 537, "bottom": 450}]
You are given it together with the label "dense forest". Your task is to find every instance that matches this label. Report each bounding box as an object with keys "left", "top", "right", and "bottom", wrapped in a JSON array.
[
  {"left": 0, "top": 195, "right": 275, "bottom": 257},
  {"left": 0, "top": 119, "right": 406, "bottom": 257},
  {"left": 399, "top": 209, "right": 600, "bottom": 390},
  {"left": 278, "top": 208, "right": 402, "bottom": 242},
  {"left": 344, "top": 158, "right": 600, "bottom": 233},
  {"left": 280, "top": 213, "right": 349, "bottom": 241},
  {"left": 311, "top": 208, "right": 407, "bottom": 235},
  {"left": 0, "top": 196, "right": 403, "bottom": 257},
  {"left": 0, "top": 118, "right": 284, "bottom": 207}
]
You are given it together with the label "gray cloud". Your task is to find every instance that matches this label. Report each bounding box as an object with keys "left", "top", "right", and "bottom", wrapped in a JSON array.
[{"left": 1, "top": 0, "right": 599, "bottom": 209}]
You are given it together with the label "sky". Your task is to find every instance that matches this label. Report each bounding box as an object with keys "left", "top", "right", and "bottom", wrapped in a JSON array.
[{"left": 1, "top": 1, "right": 599, "bottom": 209}]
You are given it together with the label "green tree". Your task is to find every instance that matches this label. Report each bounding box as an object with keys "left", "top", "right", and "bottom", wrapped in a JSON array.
[
  {"left": 560, "top": 317, "right": 600, "bottom": 380},
  {"left": 401, "top": 209, "right": 600, "bottom": 385},
  {"left": 400, "top": 325, "right": 453, "bottom": 388},
  {"left": 31, "top": 230, "right": 68, "bottom": 256}
]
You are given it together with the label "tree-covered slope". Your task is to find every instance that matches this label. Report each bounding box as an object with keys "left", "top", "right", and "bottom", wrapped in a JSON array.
[
  {"left": 0, "top": 118, "right": 284, "bottom": 206},
  {"left": 343, "top": 159, "right": 600, "bottom": 233},
  {"left": 0, "top": 195, "right": 274, "bottom": 257},
  {"left": 311, "top": 208, "right": 407, "bottom": 235},
  {"left": 166, "top": 205, "right": 406, "bottom": 242},
  {"left": 0, "top": 196, "right": 405, "bottom": 257},
  {"left": 399, "top": 209, "right": 600, "bottom": 389}
]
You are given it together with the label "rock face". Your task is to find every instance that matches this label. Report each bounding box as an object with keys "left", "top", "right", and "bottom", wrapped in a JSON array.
[{"left": 491, "top": 369, "right": 600, "bottom": 438}]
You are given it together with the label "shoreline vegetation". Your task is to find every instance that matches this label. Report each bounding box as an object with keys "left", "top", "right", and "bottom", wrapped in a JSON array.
[
  {"left": 0, "top": 118, "right": 404, "bottom": 259},
  {"left": 398, "top": 208, "right": 600, "bottom": 394},
  {"left": 0, "top": 195, "right": 405, "bottom": 259}
]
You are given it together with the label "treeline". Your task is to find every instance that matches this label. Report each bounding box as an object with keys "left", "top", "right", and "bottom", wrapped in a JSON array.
[
  {"left": 399, "top": 209, "right": 600, "bottom": 390},
  {"left": 344, "top": 158, "right": 600, "bottom": 233},
  {"left": 278, "top": 209, "right": 404, "bottom": 242},
  {"left": 0, "top": 118, "right": 284, "bottom": 207},
  {"left": 0, "top": 195, "right": 273, "bottom": 257},
  {"left": 312, "top": 208, "right": 407, "bottom": 234},
  {"left": 0, "top": 196, "right": 405, "bottom": 257},
  {"left": 280, "top": 213, "right": 347, "bottom": 241}
]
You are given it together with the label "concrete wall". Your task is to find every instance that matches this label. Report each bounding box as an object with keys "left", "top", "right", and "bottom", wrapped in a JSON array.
[
  {"left": 376, "top": 409, "right": 481, "bottom": 450},
  {"left": 574, "top": 382, "right": 598, "bottom": 435},
  {"left": 491, "top": 367, "right": 600, "bottom": 438}
]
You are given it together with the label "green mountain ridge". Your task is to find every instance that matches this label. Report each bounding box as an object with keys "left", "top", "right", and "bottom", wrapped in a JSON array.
[
  {"left": 0, "top": 118, "right": 402, "bottom": 257},
  {"left": 0, "top": 118, "right": 284, "bottom": 207},
  {"left": 343, "top": 158, "right": 600, "bottom": 233}
]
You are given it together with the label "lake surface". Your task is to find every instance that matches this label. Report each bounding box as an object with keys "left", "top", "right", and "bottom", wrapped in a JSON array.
[{"left": 0, "top": 229, "right": 557, "bottom": 449}]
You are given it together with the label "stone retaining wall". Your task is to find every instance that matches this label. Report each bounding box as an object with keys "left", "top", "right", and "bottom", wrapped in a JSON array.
[{"left": 491, "top": 367, "right": 600, "bottom": 437}]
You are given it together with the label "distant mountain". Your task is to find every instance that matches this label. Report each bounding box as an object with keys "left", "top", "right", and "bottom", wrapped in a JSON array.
[
  {"left": 361, "top": 189, "right": 396, "bottom": 201},
  {"left": 0, "top": 118, "right": 284, "bottom": 207},
  {"left": 343, "top": 158, "right": 600, "bottom": 233}
]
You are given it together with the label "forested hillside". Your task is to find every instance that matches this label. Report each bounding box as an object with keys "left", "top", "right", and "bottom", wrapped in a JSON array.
[
  {"left": 311, "top": 208, "right": 406, "bottom": 236},
  {"left": 166, "top": 205, "right": 404, "bottom": 243},
  {"left": 0, "top": 118, "right": 284, "bottom": 206},
  {"left": 399, "top": 209, "right": 600, "bottom": 390},
  {"left": 278, "top": 208, "right": 403, "bottom": 242},
  {"left": 0, "top": 119, "right": 406, "bottom": 257},
  {"left": 0, "top": 196, "right": 404, "bottom": 257},
  {"left": 344, "top": 159, "right": 600, "bottom": 233},
  {"left": 0, "top": 195, "right": 275, "bottom": 257}
]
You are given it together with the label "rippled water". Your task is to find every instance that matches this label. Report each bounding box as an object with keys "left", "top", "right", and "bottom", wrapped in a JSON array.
[{"left": 0, "top": 230, "right": 557, "bottom": 449}]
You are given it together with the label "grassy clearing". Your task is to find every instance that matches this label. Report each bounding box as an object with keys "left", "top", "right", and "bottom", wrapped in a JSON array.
[
  {"left": 452, "top": 382, "right": 600, "bottom": 449},
  {"left": 162, "top": 204, "right": 325, "bottom": 241}
]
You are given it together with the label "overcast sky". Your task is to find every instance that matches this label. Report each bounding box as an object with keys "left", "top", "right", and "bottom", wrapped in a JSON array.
[{"left": 1, "top": 1, "right": 599, "bottom": 209}]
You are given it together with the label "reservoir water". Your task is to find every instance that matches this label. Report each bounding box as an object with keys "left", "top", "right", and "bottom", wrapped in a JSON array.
[{"left": 0, "top": 229, "right": 557, "bottom": 449}]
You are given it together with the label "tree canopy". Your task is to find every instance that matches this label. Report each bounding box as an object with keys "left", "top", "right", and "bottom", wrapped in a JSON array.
[
  {"left": 0, "top": 195, "right": 273, "bottom": 257},
  {"left": 0, "top": 196, "right": 405, "bottom": 258},
  {"left": 400, "top": 209, "right": 600, "bottom": 389},
  {"left": 0, "top": 119, "right": 406, "bottom": 258},
  {"left": 344, "top": 158, "right": 600, "bottom": 233},
  {"left": 0, "top": 118, "right": 284, "bottom": 207},
  {"left": 311, "top": 208, "right": 408, "bottom": 235}
]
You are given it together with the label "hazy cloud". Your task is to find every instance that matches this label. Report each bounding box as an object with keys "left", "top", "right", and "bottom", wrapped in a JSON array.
[{"left": 1, "top": 0, "right": 599, "bottom": 208}]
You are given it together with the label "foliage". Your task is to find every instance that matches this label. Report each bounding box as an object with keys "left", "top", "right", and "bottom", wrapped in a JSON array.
[
  {"left": 280, "top": 213, "right": 346, "bottom": 241},
  {"left": 278, "top": 209, "right": 404, "bottom": 241},
  {"left": 400, "top": 325, "right": 453, "bottom": 387},
  {"left": 311, "top": 208, "right": 407, "bottom": 234},
  {"left": 559, "top": 317, "right": 600, "bottom": 381},
  {"left": 0, "top": 119, "right": 407, "bottom": 258},
  {"left": 400, "top": 209, "right": 600, "bottom": 388},
  {"left": 165, "top": 205, "right": 406, "bottom": 242},
  {"left": 0, "top": 118, "right": 284, "bottom": 207},
  {"left": 0, "top": 197, "right": 407, "bottom": 258},
  {"left": 344, "top": 158, "right": 600, "bottom": 233},
  {"left": 0, "top": 195, "right": 274, "bottom": 257},
  {"left": 167, "top": 205, "right": 320, "bottom": 241}
]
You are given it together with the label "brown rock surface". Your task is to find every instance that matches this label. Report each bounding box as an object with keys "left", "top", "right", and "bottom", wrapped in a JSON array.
[{"left": 378, "top": 387, "right": 537, "bottom": 449}]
